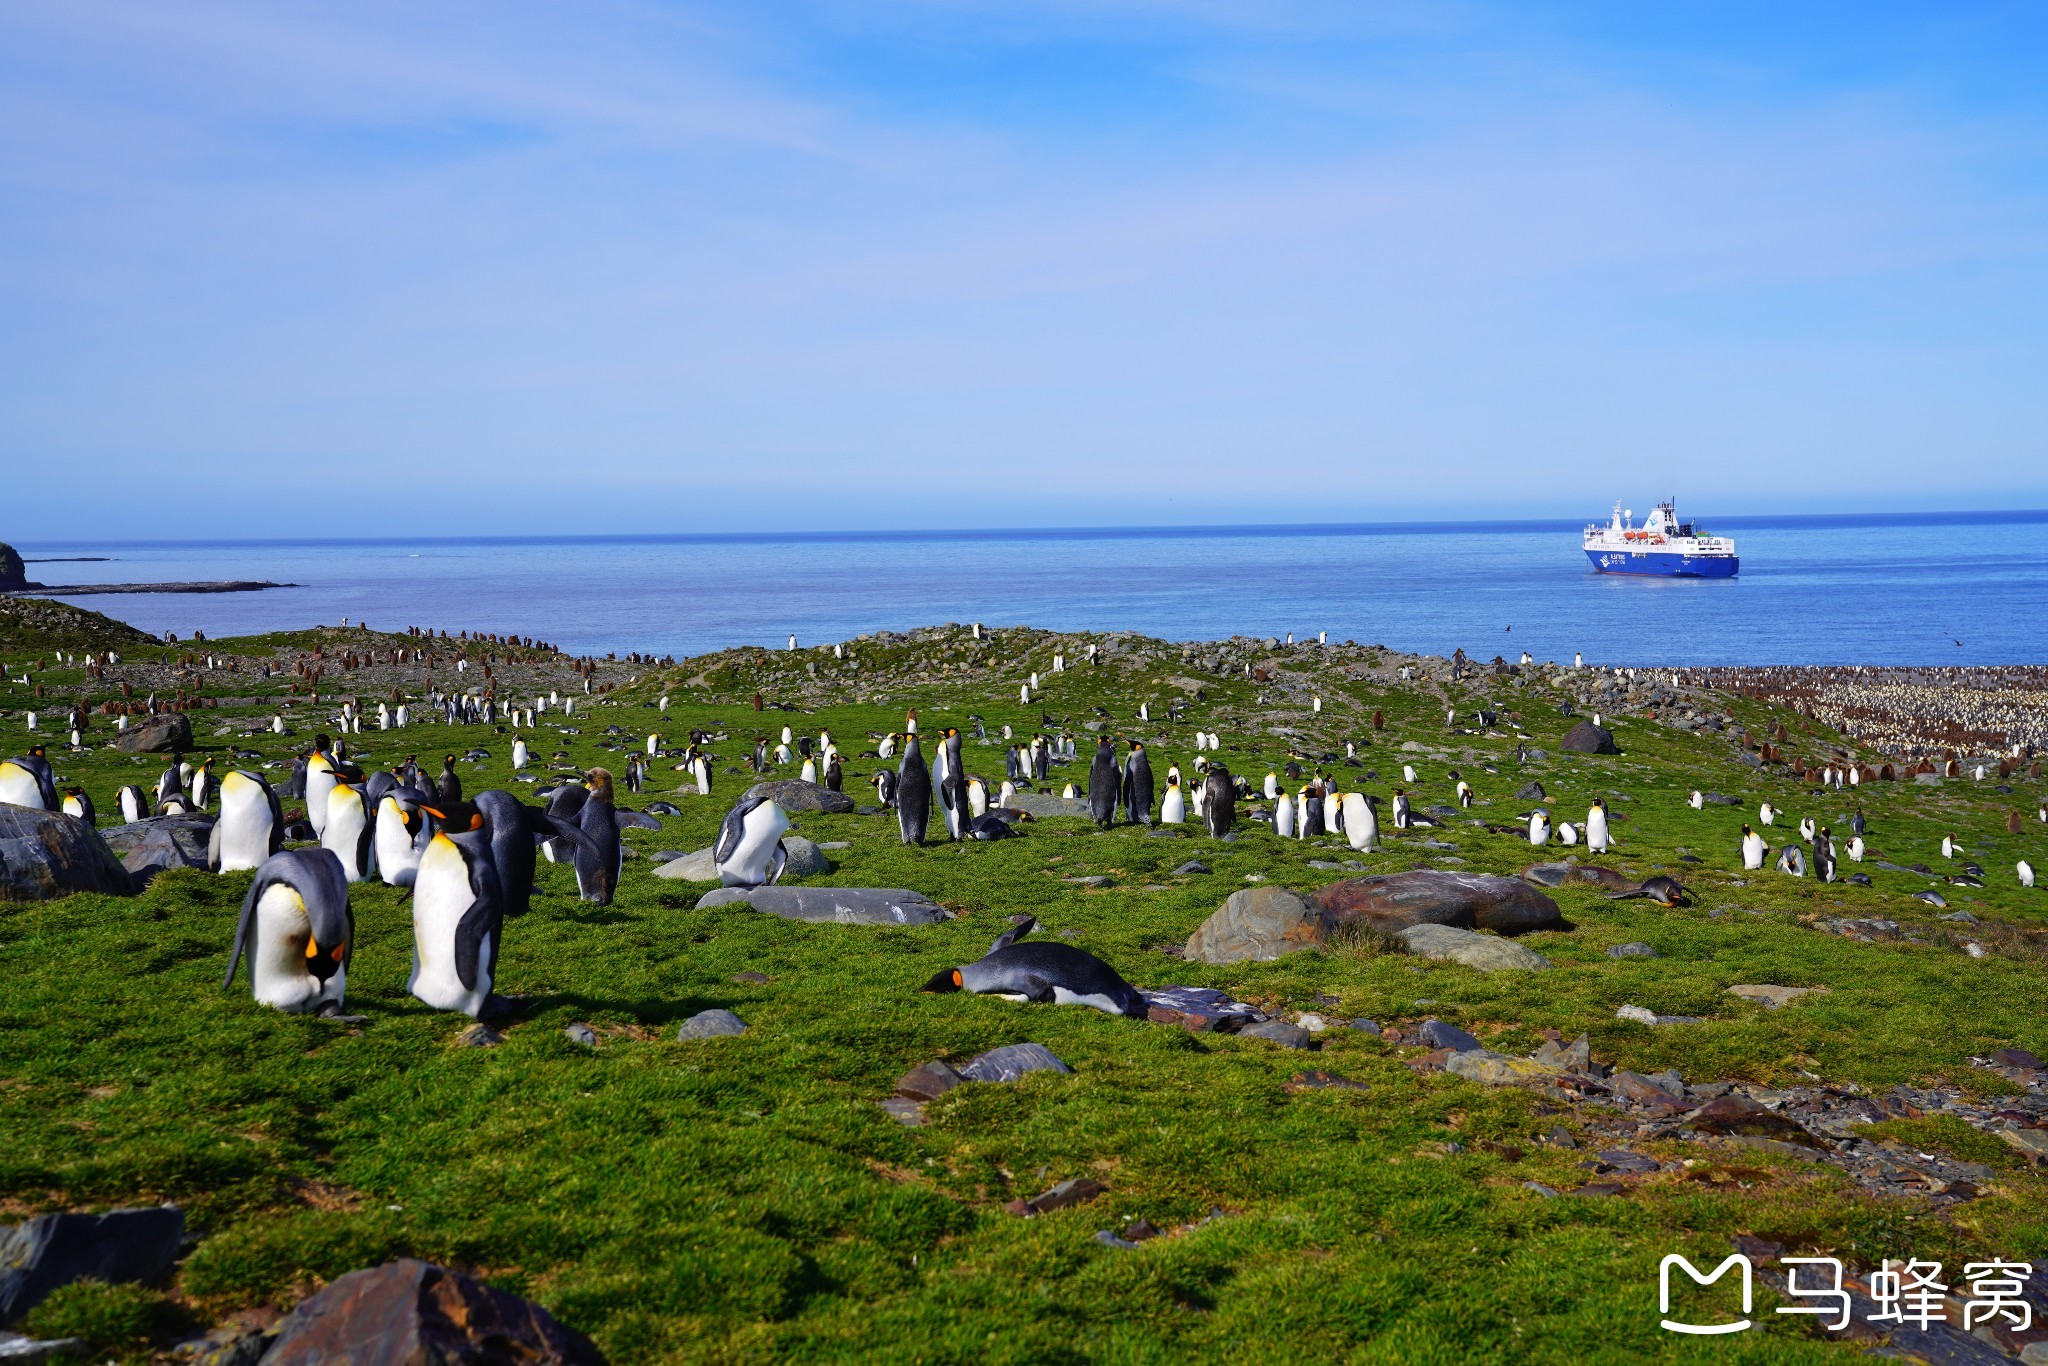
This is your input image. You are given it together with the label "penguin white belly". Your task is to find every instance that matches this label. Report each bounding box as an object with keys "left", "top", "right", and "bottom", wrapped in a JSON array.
[
  {"left": 1161, "top": 790, "right": 1185, "bottom": 824},
  {"left": 719, "top": 823, "right": 784, "bottom": 886},
  {"left": 410, "top": 851, "right": 489, "bottom": 1015},
  {"left": 0, "top": 767, "right": 45, "bottom": 808},
  {"left": 322, "top": 801, "right": 371, "bottom": 881},
  {"left": 305, "top": 771, "right": 336, "bottom": 834},
  {"left": 375, "top": 808, "right": 421, "bottom": 887},
  {"left": 119, "top": 788, "right": 144, "bottom": 822},
  {"left": 1587, "top": 812, "right": 1609, "bottom": 852},
  {"left": 251, "top": 885, "right": 342, "bottom": 1013},
  {"left": 1051, "top": 985, "right": 1125, "bottom": 1015},
  {"left": 1343, "top": 794, "right": 1376, "bottom": 851},
  {"left": 216, "top": 802, "right": 274, "bottom": 873}
]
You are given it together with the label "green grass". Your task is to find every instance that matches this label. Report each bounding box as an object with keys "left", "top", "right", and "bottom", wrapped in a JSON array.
[{"left": 3, "top": 619, "right": 2047, "bottom": 1362}]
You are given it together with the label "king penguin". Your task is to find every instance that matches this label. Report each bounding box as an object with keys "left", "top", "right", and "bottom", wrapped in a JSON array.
[
  {"left": 1087, "top": 738, "right": 1120, "bottom": 829},
  {"left": 1274, "top": 791, "right": 1295, "bottom": 839},
  {"left": 714, "top": 793, "right": 791, "bottom": 887},
  {"left": 224, "top": 848, "right": 353, "bottom": 1015},
  {"left": 1343, "top": 792, "right": 1378, "bottom": 851},
  {"left": 921, "top": 917, "right": 1147, "bottom": 1017},
  {"left": 374, "top": 787, "right": 430, "bottom": 888},
  {"left": 60, "top": 786, "right": 97, "bottom": 826},
  {"left": 1160, "top": 774, "right": 1186, "bottom": 824},
  {"left": 322, "top": 781, "right": 375, "bottom": 882},
  {"left": 1586, "top": 797, "right": 1610, "bottom": 853},
  {"left": 304, "top": 751, "right": 339, "bottom": 836},
  {"left": 1201, "top": 763, "right": 1235, "bottom": 837},
  {"left": 210, "top": 770, "right": 284, "bottom": 873},
  {"left": 940, "top": 728, "right": 971, "bottom": 840},
  {"left": 1741, "top": 824, "right": 1767, "bottom": 870},
  {"left": 1, "top": 752, "right": 56, "bottom": 809},
  {"left": 1121, "top": 740, "right": 1153, "bottom": 825},
  {"left": 897, "top": 733, "right": 932, "bottom": 845},
  {"left": 1814, "top": 827, "right": 1836, "bottom": 883},
  {"left": 116, "top": 784, "right": 146, "bottom": 824},
  {"left": 1528, "top": 810, "right": 1550, "bottom": 846},
  {"left": 408, "top": 818, "right": 507, "bottom": 1018}
]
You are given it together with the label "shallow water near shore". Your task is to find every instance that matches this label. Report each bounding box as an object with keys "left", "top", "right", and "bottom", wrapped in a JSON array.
[{"left": 16, "top": 509, "right": 2048, "bottom": 665}]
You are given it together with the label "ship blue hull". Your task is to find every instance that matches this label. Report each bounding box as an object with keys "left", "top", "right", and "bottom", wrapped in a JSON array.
[{"left": 1585, "top": 549, "right": 1738, "bottom": 578}]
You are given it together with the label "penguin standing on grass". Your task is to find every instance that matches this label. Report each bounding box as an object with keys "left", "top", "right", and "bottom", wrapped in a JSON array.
[
  {"left": 897, "top": 733, "right": 931, "bottom": 845},
  {"left": 1121, "top": 740, "right": 1154, "bottom": 825},
  {"left": 1201, "top": 763, "right": 1235, "bottom": 837},
  {"left": 940, "top": 728, "right": 971, "bottom": 840},
  {"left": 1586, "top": 797, "right": 1610, "bottom": 853},
  {"left": 407, "top": 809, "right": 507, "bottom": 1019},
  {"left": 322, "top": 781, "right": 375, "bottom": 882},
  {"left": 60, "top": 787, "right": 97, "bottom": 826},
  {"left": 1087, "top": 738, "right": 1120, "bottom": 829},
  {"left": 224, "top": 848, "right": 353, "bottom": 1015}
]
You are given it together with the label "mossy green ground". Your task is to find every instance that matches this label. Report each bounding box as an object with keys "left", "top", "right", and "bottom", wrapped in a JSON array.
[{"left": 2, "top": 615, "right": 2046, "bottom": 1362}]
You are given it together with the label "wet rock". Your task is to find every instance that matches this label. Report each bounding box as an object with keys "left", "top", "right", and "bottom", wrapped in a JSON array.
[
  {"left": 111, "top": 712, "right": 192, "bottom": 754},
  {"left": 1239, "top": 1020, "right": 1313, "bottom": 1048},
  {"left": 741, "top": 779, "right": 854, "bottom": 813},
  {"left": 1182, "top": 886, "right": 1329, "bottom": 965},
  {"left": 0, "top": 1204, "right": 185, "bottom": 1321},
  {"left": 100, "top": 815, "right": 213, "bottom": 884},
  {"left": 1397, "top": 923, "right": 1551, "bottom": 971},
  {"left": 1608, "top": 942, "right": 1659, "bottom": 958},
  {"left": 676, "top": 1008, "right": 747, "bottom": 1040},
  {"left": 0, "top": 805, "right": 132, "bottom": 902},
  {"left": 260, "top": 1258, "right": 602, "bottom": 1365},
  {"left": 1314, "top": 869, "right": 1563, "bottom": 936},
  {"left": 695, "top": 886, "right": 950, "bottom": 925},
  {"left": 960, "top": 1043, "right": 1071, "bottom": 1082},
  {"left": 1726, "top": 984, "right": 1828, "bottom": 1009},
  {"left": 1560, "top": 720, "right": 1620, "bottom": 755},
  {"left": 1419, "top": 1020, "right": 1482, "bottom": 1053}
]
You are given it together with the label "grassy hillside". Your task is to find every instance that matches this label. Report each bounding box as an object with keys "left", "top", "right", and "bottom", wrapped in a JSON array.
[{"left": 2, "top": 622, "right": 2045, "bottom": 1362}]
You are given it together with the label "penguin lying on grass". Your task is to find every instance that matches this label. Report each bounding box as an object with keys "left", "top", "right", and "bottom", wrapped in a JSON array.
[{"left": 921, "top": 917, "right": 1147, "bottom": 1017}]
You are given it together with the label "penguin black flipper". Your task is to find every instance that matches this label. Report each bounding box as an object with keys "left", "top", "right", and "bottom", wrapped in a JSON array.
[
  {"left": 224, "top": 866, "right": 271, "bottom": 988},
  {"left": 452, "top": 894, "right": 498, "bottom": 994},
  {"left": 265, "top": 784, "right": 287, "bottom": 857},
  {"left": 765, "top": 843, "right": 788, "bottom": 886},
  {"left": 540, "top": 813, "right": 603, "bottom": 862},
  {"left": 990, "top": 915, "right": 1037, "bottom": 953}
]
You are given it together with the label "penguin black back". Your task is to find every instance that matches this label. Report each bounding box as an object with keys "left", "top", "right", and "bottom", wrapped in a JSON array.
[
  {"left": 897, "top": 734, "right": 931, "bottom": 846},
  {"left": 1087, "top": 738, "right": 1119, "bottom": 828}
]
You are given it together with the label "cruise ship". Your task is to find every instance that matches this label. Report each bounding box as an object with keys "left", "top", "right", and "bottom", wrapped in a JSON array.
[{"left": 1583, "top": 500, "right": 1738, "bottom": 578}]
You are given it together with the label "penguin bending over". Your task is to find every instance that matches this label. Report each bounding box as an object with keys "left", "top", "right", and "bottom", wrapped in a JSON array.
[
  {"left": 896, "top": 733, "right": 932, "bottom": 845},
  {"left": 210, "top": 770, "right": 285, "bottom": 873},
  {"left": 224, "top": 848, "right": 353, "bottom": 1014},
  {"left": 921, "top": 917, "right": 1147, "bottom": 1017},
  {"left": 714, "top": 793, "right": 791, "bottom": 887},
  {"left": 871, "top": 769, "right": 898, "bottom": 809}
]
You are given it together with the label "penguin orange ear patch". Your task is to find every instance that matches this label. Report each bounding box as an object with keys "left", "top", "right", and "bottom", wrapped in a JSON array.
[{"left": 952, "top": 969, "right": 964, "bottom": 987}]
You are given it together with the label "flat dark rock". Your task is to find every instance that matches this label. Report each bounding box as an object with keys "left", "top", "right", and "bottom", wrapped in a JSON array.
[
  {"left": 1239, "top": 1020, "right": 1313, "bottom": 1048},
  {"left": 1560, "top": 720, "right": 1620, "bottom": 755},
  {"left": 0, "top": 1204, "right": 185, "bottom": 1321},
  {"left": 1002, "top": 791, "right": 1092, "bottom": 820},
  {"left": 695, "top": 886, "right": 950, "bottom": 925},
  {"left": 741, "top": 779, "right": 855, "bottom": 813},
  {"left": 261, "top": 1258, "right": 602, "bottom": 1366},
  {"left": 1607, "top": 942, "right": 1659, "bottom": 959},
  {"left": 1419, "top": 1020, "right": 1483, "bottom": 1053},
  {"left": 0, "top": 805, "right": 132, "bottom": 902},
  {"left": 100, "top": 815, "right": 214, "bottom": 882},
  {"left": 112, "top": 712, "right": 193, "bottom": 754},
  {"left": 1521, "top": 862, "right": 1636, "bottom": 892},
  {"left": 1313, "top": 869, "right": 1564, "bottom": 936}
]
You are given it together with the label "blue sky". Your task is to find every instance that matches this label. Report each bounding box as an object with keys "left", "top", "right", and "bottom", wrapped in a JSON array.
[{"left": 2, "top": 1, "right": 2044, "bottom": 535}]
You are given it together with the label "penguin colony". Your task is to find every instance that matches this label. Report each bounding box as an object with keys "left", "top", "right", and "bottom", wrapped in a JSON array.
[{"left": 5, "top": 618, "right": 2046, "bottom": 1035}]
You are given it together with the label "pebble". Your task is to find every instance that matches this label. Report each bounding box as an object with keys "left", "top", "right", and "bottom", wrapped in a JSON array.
[
  {"left": 1727, "top": 985, "right": 1827, "bottom": 1009},
  {"left": 1419, "top": 1020, "right": 1482, "bottom": 1053},
  {"left": 562, "top": 1023, "right": 598, "bottom": 1047},
  {"left": 1172, "top": 861, "right": 1211, "bottom": 875},
  {"left": 1295, "top": 1013, "right": 1330, "bottom": 1033},
  {"left": 1523, "top": 1182, "right": 1561, "bottom": 1198},
  {"left": 676, "top": 1008, "right": 748, "bottom": 1040},
  {"left": 1939, "top": 909, "right": 1979, "bottom": 924},
  {"left": 1239, "top": 1020, "right": 1312, "bottom": 1048},
  {"left": 732, "top": 971, "right": 770, "bottom": 985},
  {"left": 1615, "top": 1005, "right": 1659, "bottom": 1025},
  {"left": 1607, "top": 942, "right": 1659, "bottom": 959},
  {"left": 1350, "top": 1019, "right": 1382, "bottom": 1035}
]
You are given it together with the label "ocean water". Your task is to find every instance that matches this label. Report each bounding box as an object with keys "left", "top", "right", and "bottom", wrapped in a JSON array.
[{"left": 13, "top": 510, "right": 2048, "bottom": 667}]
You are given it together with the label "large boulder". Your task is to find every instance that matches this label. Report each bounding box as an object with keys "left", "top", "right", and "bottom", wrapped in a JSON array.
[
  {"left": 1398, "top": 923, "right": 1552, "bottom": 971},
  {"left": 0, "top": 1205, "right": 185, "bottom": 1321},
  {"left": 261, "top": 1258, "right": 602, "bottom": 1365},
  {"left": 695, "top": 886, "right": 951, "bottom": 925},
  {"left": 1183, "top": 886, "right": 1332, "bottom": 965},
  {"left": 99, "top": 815, "right": 214, "bottom": 884},
  {"left": 1313, "top": 870, "right": 1562, "bottom": 935},
  {"left": 0, "top": 805, "right": 132, "bottom": 902},
  {"left": 742, "top": 780, "right": 854, "bottom": 814},
  {"left": 113, "top": 713, "right": 193, "bottom": 754},
  {"left": 1559, "top": 720, "right": 1619, "bottom": 755}
]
